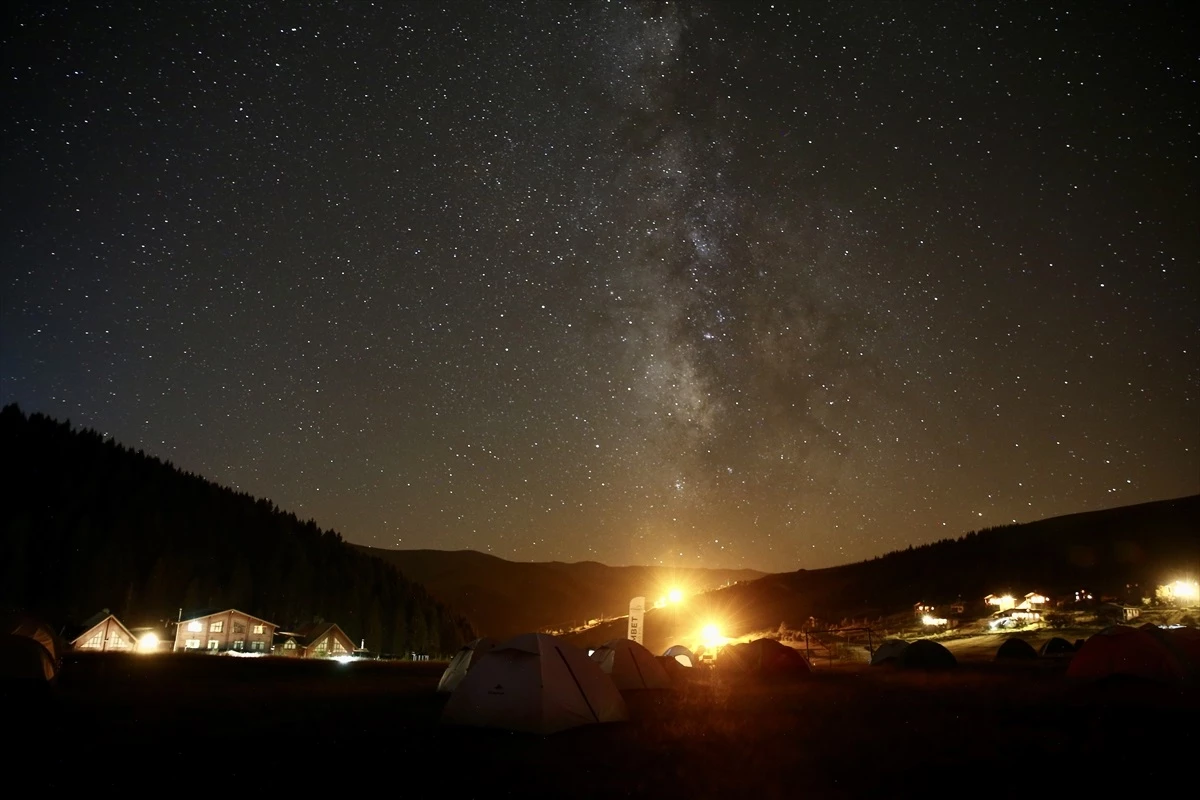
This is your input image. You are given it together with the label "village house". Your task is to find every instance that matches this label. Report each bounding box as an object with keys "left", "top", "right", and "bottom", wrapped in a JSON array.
[
  {"left": 173, "top": 609, "right": 277, "bottom": 654},
  {"left": 71, "top": 612, "right": 138, "bottom": 652},
  {"left": 273, "top": 622, "right": 356, "bottom": 659},
  {"left": 984, "top": 594, "right": 1016, "bottom": 613}
]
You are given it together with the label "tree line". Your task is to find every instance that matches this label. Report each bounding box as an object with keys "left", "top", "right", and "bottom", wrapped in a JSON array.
[{"left": 0, "top": 404, "right": 475, "bottom": 656}]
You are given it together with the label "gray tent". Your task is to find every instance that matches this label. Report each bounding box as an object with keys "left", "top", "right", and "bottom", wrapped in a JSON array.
[
  {"left": 0, "top": 633, "right": 56, "bottom": 682},
  {"left": 899, "top": 639, "right": 957, "bottom": 670},
  {"left": 591, "top": 638, "right": 672, "bottom": 690},
  {"left": 995, "top": 637, "right": 1038, "bottom": 661},
  {"left": 870, "top": 639, "right": 910, "bottom": 666},
  {"left": 437, "top": 636, "right": 498, "bottom": 693},
  {"left": 3, "top": 612, "right": 60, "bottom": 668}
]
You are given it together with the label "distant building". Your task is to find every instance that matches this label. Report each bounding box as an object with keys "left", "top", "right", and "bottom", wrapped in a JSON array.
[
  {"left": 1019, "top": 592, "right": 1048, "bottom": 611},
  {"left": 71, "top": 612, "right": 138, "bottom": 652},
  {"left": 273, "top": 622, "right": 356, "bottom": 659},
  {"left": 913, "top": 602, "right": 935, "bottom": 618},
  {"left": 984, "top": 594, "right": 1016, "bottom": 613},
  {"left": 173, "top": 609, "right": 277, "bottom": 654}
]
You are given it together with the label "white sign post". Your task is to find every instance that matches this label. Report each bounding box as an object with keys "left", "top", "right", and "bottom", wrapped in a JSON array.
[{"left": 628, "top": 596, "right": 645, "bottom": 645}]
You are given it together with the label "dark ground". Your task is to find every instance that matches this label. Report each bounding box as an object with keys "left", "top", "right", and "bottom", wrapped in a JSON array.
[{"left": 11, "top": 651, "right": 1196, "bottom": 796}]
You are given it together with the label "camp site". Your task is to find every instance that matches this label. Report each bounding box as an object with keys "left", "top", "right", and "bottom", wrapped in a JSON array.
[{"left": 6, "top": 605, "right": 1199, "bottom": 794}]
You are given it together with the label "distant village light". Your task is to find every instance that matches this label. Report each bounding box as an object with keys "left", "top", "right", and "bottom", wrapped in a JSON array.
[{"left": 1157, "top": 579, "right": 1200, "bottom": 605}]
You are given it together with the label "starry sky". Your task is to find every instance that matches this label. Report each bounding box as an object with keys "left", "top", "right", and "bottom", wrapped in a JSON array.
[{"left": 2, "top": 1, "right": 1197, "bottom": 572}]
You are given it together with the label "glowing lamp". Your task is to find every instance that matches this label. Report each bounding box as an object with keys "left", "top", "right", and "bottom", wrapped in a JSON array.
[
  {"left": 701, "top": 624, "right": 725, "bottom": 649},
  {"left": 669, "top": 588, "right": 684, "bottom": 604},
  {"left": 137, "top": 632, "right": 159, "bottom": 652},
  {"left": 1173, "top": 580, "right": 1199, "bottom": 601}
]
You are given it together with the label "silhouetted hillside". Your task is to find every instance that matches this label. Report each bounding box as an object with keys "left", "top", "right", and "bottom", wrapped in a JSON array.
[
  {"left": 561, "top": 495, "right": 1200, "bottom": 654},
  {"left": 0, "top": 405, "right": 474, "bottom": 655},
  {"left": 358, "top": 546, "right": 765, "bottom": 639}
]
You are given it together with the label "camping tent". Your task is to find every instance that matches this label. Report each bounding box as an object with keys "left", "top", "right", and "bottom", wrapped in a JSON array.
[
  {"left": 899, "top": 639, "right": 957, "bottom": 670},
  {"left": 441, "top": 633, "right": 628, "bottom": 734},
  {"left": 590, "top": 638, "right": 672, "bottom": 690},
  {"left": 663, "top": 644, "right": 696, "bottom": 668},
  {"left": 870, "top": 639, "right": 910, "bottom": 666},
  {"left": 719, "top": 639, "right": 811, "bottom": 676},
  {"left": 3, "top": 612, "right": 60, "bottom": 668},
  {"left": 1066, "top": 625, "right": 1196, "bottom": 683},
  {"left": 0, "top": 634, "right": 56, "bottom": 682},
  {"left": 1039, "top": 637, "right": 1077, "bottom": 658},
  {"left": 436, "top": 637, "right": 498, "bottom": 693},
  {"left": 995, "top": 637, "right": 1038, "bottom": 661}
]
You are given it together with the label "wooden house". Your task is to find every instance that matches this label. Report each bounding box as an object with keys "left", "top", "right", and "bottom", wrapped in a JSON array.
[
  {"left": 173, "top": 609, "right": 277, "bottom": 654},
  {"left": 273, "top": 622, "right": 356, "bottom": 659},
  {"left": 72, "top": 612, "right": 138, "bottom": 652}
]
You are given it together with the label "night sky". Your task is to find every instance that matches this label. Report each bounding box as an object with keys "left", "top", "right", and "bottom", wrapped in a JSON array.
[{"left": 2, "top": 2, "right": 1196, "bottom": 572}]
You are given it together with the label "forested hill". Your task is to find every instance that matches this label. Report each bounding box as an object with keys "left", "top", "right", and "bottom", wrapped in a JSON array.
[{"left": 0, "top": 405, "right": 474, "bottom": 656}]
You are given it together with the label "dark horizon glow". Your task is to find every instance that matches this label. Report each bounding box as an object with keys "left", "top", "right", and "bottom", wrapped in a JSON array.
[{"left": 2, "top": 2, "right": 1196, "bottom": 572}]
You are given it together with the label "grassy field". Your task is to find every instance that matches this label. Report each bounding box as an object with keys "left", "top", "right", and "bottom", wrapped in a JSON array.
[{"left": 15, "top": 650, "right": 1197, "bottom": 795}]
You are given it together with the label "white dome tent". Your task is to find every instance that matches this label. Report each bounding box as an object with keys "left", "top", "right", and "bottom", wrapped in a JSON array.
[
  {"left": 436, "top": 636, "right": 498, "bottom": 693},
  {"left": 441, "top": 633, "right": 628, "bottom": 735}
]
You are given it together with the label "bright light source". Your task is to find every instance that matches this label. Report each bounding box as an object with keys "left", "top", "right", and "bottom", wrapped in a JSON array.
[
  {"left": 1173, "top": 580, "right": 1199, "bottom": 601},
  {"left": 668, "top": 588, "right": 683, "bottom": 604},
  {"left": 186, "top": 621, "right": 202, "bottom": 633},
  {"left": 333, "top": 654, "right": 356, "bottom": 664},
  {"left": 700, "top": 624, "right": 726, "bottom": 649},
  {"left": 922, "top": 615, "right": 948, "bottom": 627},
  {"left": 137, "top": 632, "right": 159, "bottom": 652}
]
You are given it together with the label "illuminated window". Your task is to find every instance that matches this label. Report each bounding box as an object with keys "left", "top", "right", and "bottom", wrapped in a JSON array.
[
  {"left": 232, "top": 622, "right": 246, "bottom": 634},
  {"left": 187, "top": 621, "right": 202, "bottom": 633},
  {"left": 253, "top": 624, "right": 265, "bottom": 634},
  {"left": 209, "top": 621, "right": 223, "bottom": 633},
  {"left": 316, "top": 639, "right": 328, "bottom": 653},
  {"left": 250, "top": 641, "right": 265, "bottom": 652},
  {"left": 332, "top": 640, "right": 346, "bottom": 653},
  {"left": 86, "top": 633, "right": 103, "bottom": 649},
  {"left": 284, "top": 641, "right": 296, "bottom": 650},
  {"left": 207, "top": 640, "right": 219, "bottom": 650},
  {"left": 184, "top": 639, "right": 200, "bottom": 649},
  {"left": 232, "top": 640, "right": 244, "bottom": 651}
]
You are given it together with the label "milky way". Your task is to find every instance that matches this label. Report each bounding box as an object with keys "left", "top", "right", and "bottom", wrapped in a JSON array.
[{"left": 2, "top": 1, "right": 1196, "bottom": 570}]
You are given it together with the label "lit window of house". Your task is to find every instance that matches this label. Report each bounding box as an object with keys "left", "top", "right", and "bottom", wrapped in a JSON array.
[
  {"left": 253, "top": 624, "right": 265, "bottom": 634},
  {"left": 332, "top": 640, "right": 346, "bottom": 654},
  {"left": 251, "top": 641, "right": 265, "bottom": 651},
  {"left": 187, "top": 621, "right": 203, "bottom": 633},
  {"left": 284, "top": 641, "right": 296, "bottom": 650},
  {"left": 316, "top": 639, "right": 328, "bottom": 653},
  {"left": 210, "top": 621, "right": 223, "bottom": 633},
  {"left": 185, "top": 639, "right": 200, "bottom": 649},
  {"left": 86, "top": 633, "right": 103, "bottom": 649},
  {"left": 207, "top": 640, "right": 219, "bottom": 650},
  {"left": 233, "top": 640, "right": 244, "bottom": 651}
]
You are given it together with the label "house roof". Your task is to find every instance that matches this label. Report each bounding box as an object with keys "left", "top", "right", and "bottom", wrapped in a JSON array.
[
  {"left": 177, "top": 608, "right": 278, "bottom": 627},
  {"left": 291, "top": 622, "right": 352, "bottom": 648},
  {"left": 70, "top": 613, "right": 137, "bottom": 646}
]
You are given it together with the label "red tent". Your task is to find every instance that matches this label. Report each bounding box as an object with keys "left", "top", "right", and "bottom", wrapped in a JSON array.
[{"left": 1066, "top": 625, "right": 1196, "bottom": 683}]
